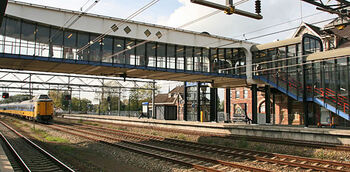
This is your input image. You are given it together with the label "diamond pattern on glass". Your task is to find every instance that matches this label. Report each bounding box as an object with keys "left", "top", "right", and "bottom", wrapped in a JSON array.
[
  {"left": 156, "top": 31, "right": 162, "bottom": 39},
  {"left": 124, "top": 26, "right": 131, "bottom": 34},
  {"left": 144, "top": 29, "right": 151, "bottom": 37}
]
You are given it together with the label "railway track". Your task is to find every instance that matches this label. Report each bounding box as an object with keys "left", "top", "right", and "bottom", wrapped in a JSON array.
[
  {"left": 0, "top": 121, "right": 75, "bottom": 172},
  {"left": 47, "top": 123, "right": 271, "bottom": 172},
  {"left": 59, "top": 115, "right": 350, "bottom": 152},
  {"left": 62, "top": 122, "right": 350, "bottom": 172}
]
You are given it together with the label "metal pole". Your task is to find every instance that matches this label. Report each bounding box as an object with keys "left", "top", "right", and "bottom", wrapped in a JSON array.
[
  {"left": 272, "top": 91, "right": 276, "bottom": 125},
  {"left": 190, "top": 0, "right": 263, "bottom": 19},
  {"left": 29, "top": 74, "right": 32, "bottom": 99},
  {"left": 100, "top": 79, "right": 104, "bottom": 115},
  {"left": 152, "top": 80, "right": 155, "bottom": 119},
  {"left": 197, "top": 82, "right": 201, "bottom": 122},
  {"left": 184, "top": 82, "right": 188, "bottom": 121},
  {"left": 118, "top": 89, "right": 121, "bottom": 116},
  {"left": 265, "top": 85, "right": 271, "bottom": 124},
  {"left": 251, "top": 84, "right": 258, "bottom": 124},
  {"left": 225, "top": 88, "right": 231, "bottom": 122},
  {"left": 68, "top": 76, "right": 72, "bottom": 114}
]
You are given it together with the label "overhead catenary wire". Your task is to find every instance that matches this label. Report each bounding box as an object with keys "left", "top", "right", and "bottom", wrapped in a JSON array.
[
  {"left": 103, "top": 0, "right": 250, "bottom": 60},
  {"left": 232, "top": 12, "right": 324, "bottom": 39},
  {"left": 246, "top": 17, "right": 336, "bottom": 40},
  {"left": 205, "top": 16, "right": 337, "bottom": 49},
  {"left": 49, "top": 0, "right": 101, "bottom": 42},
  {"left": 76, "top": 0, "right": 160, "bottom": 54}
]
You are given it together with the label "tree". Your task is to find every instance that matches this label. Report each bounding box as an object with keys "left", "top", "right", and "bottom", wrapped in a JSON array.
[
  {"left": 71, "top": 97, "right": 92, "bottom": 113},
  {"left": 48, "top": 90, "right": 63, "bottom": 109},
  {"left": 0, "top": 94, "right": 31, "bottom": 104},
  {"left": 127, "top": 83, "right": 160, "bottom": 111}
]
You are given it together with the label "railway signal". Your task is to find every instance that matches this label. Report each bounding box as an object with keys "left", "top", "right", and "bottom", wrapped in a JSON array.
[
  {"left": 64, "top": 94, "right": 71, "bottom": 100},
  {"left": 2, "top": 93, "right": 9, "bottom": 99}
]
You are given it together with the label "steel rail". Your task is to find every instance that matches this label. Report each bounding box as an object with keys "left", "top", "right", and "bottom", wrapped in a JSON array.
[
  {"left": 0, "top": 121, "right": 75, "bottom": 172},
  {"left": 60, "top": 115, "right": 350, "bottom": 152},
  {"left": 76, "top": 124, "right": 349, "bottom": 172},
  {"left": 50, "top": 124, "right": 270, "bottom": 172},
  {"left": 45, "top": 125, "right": 222, "bottom": 172},
  {"left": 0, "top": 132, "right": 31, "bottom": 172}
]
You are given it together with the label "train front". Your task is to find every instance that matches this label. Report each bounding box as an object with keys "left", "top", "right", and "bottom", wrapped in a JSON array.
[{"left": 34, "top": 94, "right": 54, "bottom": 122}]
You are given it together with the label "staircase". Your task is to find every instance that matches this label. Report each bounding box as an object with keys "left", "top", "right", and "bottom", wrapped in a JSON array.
[{"left": 256, "top": 73, "right": 350, "bottom": 122}]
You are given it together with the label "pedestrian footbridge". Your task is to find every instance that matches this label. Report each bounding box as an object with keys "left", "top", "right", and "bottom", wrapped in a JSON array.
[
  {"left": 0, "top": 1, "right": 256, "bottom": 88},
  {"left": 0, "top": 1, "right": 349, "bottom": 125}
]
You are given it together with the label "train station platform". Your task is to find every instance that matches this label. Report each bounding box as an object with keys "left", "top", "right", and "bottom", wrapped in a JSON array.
[
  {"left": 0, "top": 142, "right": 14, "bottom": 172},
  {"left": 61, "top": 114, "right": 350, "bottom": 145}
]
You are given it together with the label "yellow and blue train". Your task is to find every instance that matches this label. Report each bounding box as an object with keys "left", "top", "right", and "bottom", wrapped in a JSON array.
[{"left": 0, "top": 94, "right": 54, "bottom": 122}]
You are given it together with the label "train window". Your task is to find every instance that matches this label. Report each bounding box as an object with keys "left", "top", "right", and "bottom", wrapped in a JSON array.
[{"left": 39, "top": 95, "right": 50, "bottom": 99}]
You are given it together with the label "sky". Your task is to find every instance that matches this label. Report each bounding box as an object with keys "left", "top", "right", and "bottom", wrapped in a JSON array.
[{"left": 3, "top": 0, "right": 338, "bottom": 102}]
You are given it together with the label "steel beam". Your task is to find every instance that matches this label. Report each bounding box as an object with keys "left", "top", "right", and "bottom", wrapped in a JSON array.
[{"left": 191, "top": 0, "right": 262, "bottom": 19}]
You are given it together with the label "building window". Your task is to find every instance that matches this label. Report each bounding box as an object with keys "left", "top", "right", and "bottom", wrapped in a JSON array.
[
  {"left": 243, "top": 90, "right": 248, "bottom": 98},
  {"left": 235, "top": 90, "right": 240, "bottom": 99}
]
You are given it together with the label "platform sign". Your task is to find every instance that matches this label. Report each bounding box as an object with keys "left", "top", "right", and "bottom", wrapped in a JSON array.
[{"left": 142, "top": 102, "right": 149, "bottom": 114}]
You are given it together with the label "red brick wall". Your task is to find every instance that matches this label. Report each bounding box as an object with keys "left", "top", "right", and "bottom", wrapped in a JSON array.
[{"left": 225, "top": 87, "right": 303, "bottom": 125}]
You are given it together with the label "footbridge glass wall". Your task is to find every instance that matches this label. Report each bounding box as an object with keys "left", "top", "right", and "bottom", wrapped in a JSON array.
[
  {"left": 0, "top": 15, "right": 246, "bottom": 76},
  {"left": 252, "top": 34, "right": 350, "bottom": 125},
  {"left": 185, "top": 82, "right": 213, "bottom": 122}
]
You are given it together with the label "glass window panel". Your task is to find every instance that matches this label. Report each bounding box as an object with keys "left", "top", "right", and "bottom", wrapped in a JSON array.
[
  {"left": 5, "top": 17, "right": 21, "bottom": 54},
  {"left": 202, "top": 48, "right": 209, "bottom": 72},
  {"left": 157, "top": 43, "right": 166, "bottom": 68},
  {"left": 114, "top": 37, "right": 125, "bottom": 64},
  {"left": 101, "top": 36, "right": 113, "bottom": 63},
  {"left": 236, "top": 49, "right": 246, "bottom": 75},
  {"left": 77, "top": 32, "right": 89, "bottom": 61},
  {"left": 194, "top": 48, "right": 202, "bottom": 71},
  {"left": 125, "top": 39, "right": 135, "bottom": 65},
  {"left": 90, "top": 34, "right": 102, "bottom": 62},
  {"left": 0, "top": 17, "right": 5, "bottom": 53},
  {"left": 235, "top": 90, "right": 240, "bottom": 99},
  {"left": 20, "top": 21, "right": 36, "bottom": 56},
  {"left": 186, "top": 46, "right": 194, "bottom": 71},
  {"left": 35, "top": 25, "right": 50, "bottom": 57},
  {"left": 167, "top": 44, "right": 176, "bottom": 69},
  {"left": 210, "top": 48, "right": 218, "bottom": 73},
  {"left": 176, "top": 46, "right": 184, "bottom": 70},
  {"left": 225, "top": 49, "right": 233, "bottom": 74},
  {"left": 303, "top": 37, "right": 311, "bottom": 54},
  {"left": 310, "top": 39, "right": 315, "bottom": 52},
  {"left": 337, "top": 58, "right": 348, "bottom": 111},
  {"left": 218, "top": 49, "right": 225, "bottom": 73},
  {"left": 63, "top": 30, "right": 77, "bottom": 59},
  {"left": 316, "top": 40, "right": 321, "bottom": 52},
  {"left": 5, "top": 17, "right": 20, "bottom": 39},
  {"left": 50, "top": 27, "right": 63, "bottom": 58},
  {"left": 243, "top": 90, "right": 248, "bottom": 98},
  {"left": 135, "top": 40, "right": 146, "bottom": 66},
  {"left": 146, "top": 42, "right": 156, "bottom": 67}
]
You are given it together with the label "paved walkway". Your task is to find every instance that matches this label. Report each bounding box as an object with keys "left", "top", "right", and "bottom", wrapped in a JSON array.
[{"left": 0, "top": 143, "right": 14, "bottom": 172}]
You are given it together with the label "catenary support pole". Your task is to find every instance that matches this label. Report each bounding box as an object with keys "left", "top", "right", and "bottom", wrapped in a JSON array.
[
  {"left": 265, "top": 85, "right": 271, "bottom": 123},
  {"left": 251, "top": 84, "right": 258, "bottom": 124}
]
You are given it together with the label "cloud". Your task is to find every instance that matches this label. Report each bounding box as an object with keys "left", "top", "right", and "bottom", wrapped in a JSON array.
[{"left": 158, "top": 0, "right": 336, "bottom": 44}]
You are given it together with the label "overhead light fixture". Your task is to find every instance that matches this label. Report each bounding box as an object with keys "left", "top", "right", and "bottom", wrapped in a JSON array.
[
  {"left": 127, "top": 46, "right": 132, "bottom": 49},
  {"left": 67, "top": 33, "right": 73, "bottom": 39},
  {"left": 116, "top": 44, "right": 122, "bottom": 47}
]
